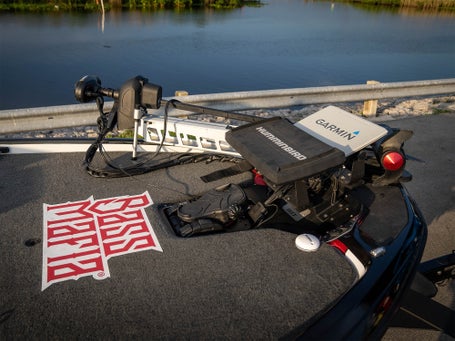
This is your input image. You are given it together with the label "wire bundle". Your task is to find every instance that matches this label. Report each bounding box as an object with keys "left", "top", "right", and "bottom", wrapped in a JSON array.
[{"left": 83, "top": 98, "right": 240, "bottom": 178}]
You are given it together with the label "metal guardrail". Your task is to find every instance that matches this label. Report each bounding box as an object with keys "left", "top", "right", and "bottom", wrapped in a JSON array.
[{"left": 1, "top": 78, "right": 454, "bottom": 134}]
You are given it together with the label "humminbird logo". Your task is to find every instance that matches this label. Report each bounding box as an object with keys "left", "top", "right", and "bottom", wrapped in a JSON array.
[
  {"left": 315, "top": 119, "right": 359, "bottom": 140},
  {"left": 256, "top": 126, "right": 307, "bottom": 160}
]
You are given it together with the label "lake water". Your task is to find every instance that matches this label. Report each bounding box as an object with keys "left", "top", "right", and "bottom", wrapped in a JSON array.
[{"left": 1, "top": 1, "right": 454, "bottom": 109}]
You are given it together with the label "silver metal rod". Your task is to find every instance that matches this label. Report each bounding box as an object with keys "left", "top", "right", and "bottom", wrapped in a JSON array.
[{"left": 132, "top": 108, "right": 141, "bottom": 160}]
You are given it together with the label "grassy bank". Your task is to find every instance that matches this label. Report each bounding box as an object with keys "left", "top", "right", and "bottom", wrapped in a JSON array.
[
  {"left": 0, "top": 0, "right": 453, "bottom": 11},
  {"left": 0, "top": 0, "right": 261, "bottom": 12},
  {"left": 335, "top": 0, "right": 455, "bottom": 11}
]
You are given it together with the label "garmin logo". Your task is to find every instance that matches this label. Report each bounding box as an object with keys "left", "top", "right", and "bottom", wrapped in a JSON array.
[
  {"left": 255, "top": 126, "right": 307, "bottom": 160},
  {"left": 315, "top": 119, "right": 359, "bottom": 141}
]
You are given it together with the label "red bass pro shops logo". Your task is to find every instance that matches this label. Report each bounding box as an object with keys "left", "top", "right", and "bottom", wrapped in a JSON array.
[{"left": 42, "top": 192, "right": 161, "bottom": 290}]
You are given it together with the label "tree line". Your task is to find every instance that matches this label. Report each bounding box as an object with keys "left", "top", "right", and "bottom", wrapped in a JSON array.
[
  {"left": 1, "top": 0, "right": 452, "bottom": 12},
  {"left": 0, "top": 0, "right": 262, "bottom": 11}
]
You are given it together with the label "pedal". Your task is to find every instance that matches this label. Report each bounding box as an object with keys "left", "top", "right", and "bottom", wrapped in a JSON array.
[
  {"left": 177, "top": 183, "right": 246, "bottom": 224},
  {"left": 178, "top": 219, "right": 224, "bottom": 237}
]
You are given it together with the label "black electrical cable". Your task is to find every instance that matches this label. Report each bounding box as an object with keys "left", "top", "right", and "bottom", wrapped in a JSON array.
[
  {"left": 84, "top": 98, "right": 170, "bottom": 177},
  {"left": 160, "top": 99, "right": 262, "bottom": 123},
  {"left": 102, "top": 99, "right": 174, "bottom": 172}
]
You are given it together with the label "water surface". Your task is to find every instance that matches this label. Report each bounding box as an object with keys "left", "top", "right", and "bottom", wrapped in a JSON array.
[{"left": 1, "top": 1, "right": 454, "bottom": 109}]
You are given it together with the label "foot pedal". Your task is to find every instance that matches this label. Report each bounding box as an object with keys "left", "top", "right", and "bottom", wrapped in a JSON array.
[
  {"left": 179, "top": 219, "right": 224, "bottom": 237},
  {"left": 178, "top": 183, "right": 247, "bottom": 224}
]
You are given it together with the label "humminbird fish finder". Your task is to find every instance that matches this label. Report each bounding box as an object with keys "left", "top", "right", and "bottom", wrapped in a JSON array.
[{"left": 225, "top": 116, "right": 346, "bottom": 185}]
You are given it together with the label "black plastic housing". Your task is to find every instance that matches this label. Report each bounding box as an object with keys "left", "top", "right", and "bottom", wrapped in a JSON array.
[
  {"left": 226, "top": 117, "right": 345, "bottom": 185},
  {"left": 117, "top": 77, "right": 144, "bottom": 130},
  {"left": 117, "top": 76, "right": 162, "bottom": 130},
  {"left": 141, "top": 83, "right": 162, "bottom": 109},
  {"left": 74, "top": 75, "right": 102, "bottom": 103}
]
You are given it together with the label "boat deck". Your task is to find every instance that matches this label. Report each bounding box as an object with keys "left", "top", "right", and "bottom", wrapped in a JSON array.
[
  {"left": 1, "top": 113, "right": 454, "bottom": 339},
  {"left": 0, "top": 151, "right": 355, "bottom": 339}
]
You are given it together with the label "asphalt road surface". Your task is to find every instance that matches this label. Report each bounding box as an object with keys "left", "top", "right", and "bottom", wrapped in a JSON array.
[{"left": 381, "top": 113, "right": 454, "bottom": 340}]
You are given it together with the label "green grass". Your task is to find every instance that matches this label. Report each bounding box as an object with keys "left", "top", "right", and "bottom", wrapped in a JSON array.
[
  {"left": 333, "top": 0, "right": 455, "bottom": 11},
  {"left": 106, "top": 129, "right": 144, "bottom": 138},
  {"left": 432, "top": 108, "right": 452, "bottom": 115}
]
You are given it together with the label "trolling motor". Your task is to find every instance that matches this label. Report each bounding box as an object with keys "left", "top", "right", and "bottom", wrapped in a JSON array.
[{"left": 74, "top": 75, "right": 261, "bottom": 160}]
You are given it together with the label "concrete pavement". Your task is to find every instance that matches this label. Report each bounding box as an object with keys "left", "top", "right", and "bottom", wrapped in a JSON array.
[{"left": 381, "top": 113, "right": 454, "bottom": 340}]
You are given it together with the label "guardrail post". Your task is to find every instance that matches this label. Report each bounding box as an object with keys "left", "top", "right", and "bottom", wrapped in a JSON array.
[
  {"left": 363, "top": 80, "right": 380, "bottom": 117},
  {"left": 174, "top": 90, "right": 190, "bottom": 118}
]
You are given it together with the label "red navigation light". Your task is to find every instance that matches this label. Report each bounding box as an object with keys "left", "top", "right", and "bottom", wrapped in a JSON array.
[
  {"left": 382, "top": 151, "right": 405, "bottom": 171},
  {"left": 328, "top": 239, "right": 348, "bottom": 254}
]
